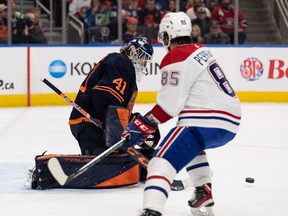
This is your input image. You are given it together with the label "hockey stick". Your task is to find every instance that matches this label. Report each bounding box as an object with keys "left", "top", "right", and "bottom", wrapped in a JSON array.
[
  {"left": 42, "top": 78, "right": 103, "bottom": 129},
  {"left": 126, "top": 147, "right": 192, "bottom": 191},
  {"left": 47, "top": 137, "right": 127, "bottom": 185},
  {"left": 42, "top": 78, "right": 192, "bottom": 190}
]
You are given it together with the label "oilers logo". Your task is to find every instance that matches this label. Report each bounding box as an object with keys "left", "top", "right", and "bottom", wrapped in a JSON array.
[
  {"left": 49, "top": 60, "right": 66, "bottom": 78},
  {"left": 240, "top": 57, "right": 264, "bottom": 81}
]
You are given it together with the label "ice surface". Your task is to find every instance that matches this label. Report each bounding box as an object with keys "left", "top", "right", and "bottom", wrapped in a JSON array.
[{"left": 0, "top": 103, "right": 288, "bottom": 216}]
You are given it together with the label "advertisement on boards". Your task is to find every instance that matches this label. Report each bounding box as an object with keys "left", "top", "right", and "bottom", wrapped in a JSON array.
[
  {"left": 236, "top": 47, "right": 288, "bottom": 91},
  {"left": 0, "top": 47, "right": 27, "bottom": 95},
  {"left": 30, "top": 46, "right": 166, "bottom": 94}
]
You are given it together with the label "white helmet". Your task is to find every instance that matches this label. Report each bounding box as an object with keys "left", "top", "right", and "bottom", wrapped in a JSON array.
[{"left": 158, "top": 12, "right": 192, "bottom": 49}]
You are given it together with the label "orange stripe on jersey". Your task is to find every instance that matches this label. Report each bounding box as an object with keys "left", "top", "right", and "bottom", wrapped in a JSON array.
[
  {"left": 93, "top": 85, "right": 124, "bottom": 103},
  {"left": 80, "top": 55, "right": 108, "bottom": 93},
  {"left": 68, "top": 117, "right": 102, "bottom": 125}
]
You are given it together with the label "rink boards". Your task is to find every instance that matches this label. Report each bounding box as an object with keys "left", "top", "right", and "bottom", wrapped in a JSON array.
[{"left": 0, "top": 45, "right": 288, "bottom": 107}]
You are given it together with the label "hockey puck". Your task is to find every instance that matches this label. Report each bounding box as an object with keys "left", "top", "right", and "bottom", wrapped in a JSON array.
[{"left": 245, "top": 177, "right": 255, "bottom": 183}]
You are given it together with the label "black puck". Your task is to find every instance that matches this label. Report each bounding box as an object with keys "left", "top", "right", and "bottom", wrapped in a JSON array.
[{"left": 245, "top": 177, "right": 255, "bottom": 183}]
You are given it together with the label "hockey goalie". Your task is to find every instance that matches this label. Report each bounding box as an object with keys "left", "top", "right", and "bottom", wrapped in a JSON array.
[{"left": 26, "top": 105, "right": 159, "bottom": 190}]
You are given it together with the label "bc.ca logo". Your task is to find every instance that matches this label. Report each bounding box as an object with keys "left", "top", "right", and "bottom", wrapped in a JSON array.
[
  {"left": 49, "top": 60, "right": 66, "bottom": 78},
  {"left": 240, "top": 57, "right": 264, "bottom": 81}
]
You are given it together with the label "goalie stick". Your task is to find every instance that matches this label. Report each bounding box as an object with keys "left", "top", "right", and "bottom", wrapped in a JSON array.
[
  {"left": 42, "top": 78, "right": 192, "bottom": 190},
  {"left": 47, "top": 137, "right": 127, "bottom": 185}
]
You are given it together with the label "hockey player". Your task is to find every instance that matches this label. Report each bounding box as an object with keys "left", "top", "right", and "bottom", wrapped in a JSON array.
[
  {"left": 121, "top": 12, "right": 242, "bottom": 216},
  {"left": 69, "top": 36, "right": 154, "bottom": 156}
]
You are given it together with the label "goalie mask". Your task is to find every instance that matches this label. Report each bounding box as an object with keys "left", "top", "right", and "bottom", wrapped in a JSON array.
[
  {"left": 158, "top": 12, "right": 192, "bottom": 50},
  {"left": 122, "top": 37, "right": 154, "bottom": 82}
]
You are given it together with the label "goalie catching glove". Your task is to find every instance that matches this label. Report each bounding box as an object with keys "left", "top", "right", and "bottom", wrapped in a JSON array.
[{"left": 121, "top": 113, "right": 158, "bottom": 148}]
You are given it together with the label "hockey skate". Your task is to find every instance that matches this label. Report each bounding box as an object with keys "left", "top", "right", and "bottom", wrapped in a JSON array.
[
  {"left": 188, "top": 183, "right": 215, "bottom": 216},
  {"left": 24, "top": 166, "right": 38, "bottom": 189},
  {"left": 139, "top": 209, "right": 162, "bottom": 216}
]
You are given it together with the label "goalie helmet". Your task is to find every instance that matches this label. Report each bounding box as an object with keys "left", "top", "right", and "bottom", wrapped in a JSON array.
[
  {"left": 158, "top": 12, "right": 192, "bottom": 50},
  {"left": 122, "top": 37, "right": 154, "bottom": 82}
]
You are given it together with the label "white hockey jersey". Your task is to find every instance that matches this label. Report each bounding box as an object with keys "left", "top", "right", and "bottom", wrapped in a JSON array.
[{"left": 153, "top": 43, "right": 241, "bottom": 134}]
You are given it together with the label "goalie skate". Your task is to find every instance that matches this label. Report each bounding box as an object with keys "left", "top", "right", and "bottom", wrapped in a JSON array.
[{"left": 24, "top": 166, "right": 38, "bottom": 189}]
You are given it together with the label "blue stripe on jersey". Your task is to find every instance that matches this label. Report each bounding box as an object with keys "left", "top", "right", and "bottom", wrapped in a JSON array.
[
  {"left": 186, "top": 162, "right": 210, "bottom": 172},
  {"left": 178, "top": 116, "right": 240, "bottom": 126},
  {"left": 144, "top": 186, "right": 168, "bottom": 198}
]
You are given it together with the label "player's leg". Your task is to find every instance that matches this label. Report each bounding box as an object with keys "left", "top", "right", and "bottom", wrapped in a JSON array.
[
  {"left": 186, "top": 151, "right": 214, "bottom": 209},
  {"left": 70, "top": 122, "right": 106, "bottom": 155},
  {"left": 186, "top": 127, "right": 236, "bottom": 216},
  {"left": 140, "top": 126, "right": 204, "bottom": 215}
]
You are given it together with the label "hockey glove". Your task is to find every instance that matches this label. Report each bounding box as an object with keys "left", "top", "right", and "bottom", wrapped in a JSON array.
[
  {"left": 142, "top": 128, "right": 161, "bottom": 149},
  {"left": 121, "top": 114, "right": 158, "bottom": 148}
]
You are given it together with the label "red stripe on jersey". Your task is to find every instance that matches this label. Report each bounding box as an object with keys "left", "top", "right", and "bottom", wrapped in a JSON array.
[
  {"left": 160, "top": 44, "right": 204, "bottom": 69},
  {"left": 151, "top": 104, "right": 172, "bottom": 123},
  {"left": 146, "top": 175, "right": 171, "bottom": 186},
  {"left": 157, "top": 127, "right": 184, "bottom": 157}
]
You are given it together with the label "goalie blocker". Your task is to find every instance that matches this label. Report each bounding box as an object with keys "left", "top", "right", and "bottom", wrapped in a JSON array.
[{"left": 30, "top": 106, "right": 157, "bottom": 189}]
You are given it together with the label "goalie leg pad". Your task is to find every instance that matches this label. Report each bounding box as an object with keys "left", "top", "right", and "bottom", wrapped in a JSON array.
[
  {"left": 104, "top": 105, "right": 130, "bottom": 147},
  {"left": 32, "top": 153, "right": 139, "bottom": 190}
]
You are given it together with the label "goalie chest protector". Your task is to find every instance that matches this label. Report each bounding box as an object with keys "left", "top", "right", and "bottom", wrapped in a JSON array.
[{"left": 32, "top": 153, "right": 140, "bottom": 189}]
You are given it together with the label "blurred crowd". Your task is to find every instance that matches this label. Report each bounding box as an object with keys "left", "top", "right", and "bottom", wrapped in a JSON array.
[
  {"left": 0, "top": 0, "right": 248, "bottom": 44},
  {"left": 0, "top": 0, "right": 47, "bottom": 44}
]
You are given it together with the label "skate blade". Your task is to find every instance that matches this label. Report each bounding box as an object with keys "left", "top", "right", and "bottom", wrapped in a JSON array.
[{"left": 190, "top": 206, "right": 215, "bottom": 216}]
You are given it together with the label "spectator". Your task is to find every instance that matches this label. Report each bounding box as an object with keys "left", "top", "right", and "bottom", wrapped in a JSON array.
[
  {"left": 167, "top": 0, "right": 176, "bottom": 12},
  {"left": 211, "top": 0, "right": 247, "bottom": 44},
  {"left": 69, "top": 0, "right": 90, "bottom": 15},
  {"left": 206, "top": 0, "right": 216, "bottom": 12},
  {"left": 204, "top": 20, "right": 230, "bottom": 44},
  {"left": 161, "top": 0, "right": 176, "bottom": 18},
  {"left": 0, "top": 3, "right": 7, "bottom": 44},
  {"left": 12, "top": 11, "right": 47, "bottom": 44},
  {"left": 1, "top": 0, "right": 22, "bottom": 20},
  {"left": 186, "top": 0, "right": 211, "bottom": 21},
  {"left": 31, "top": 8, "right": 45, "bottom": 33},
  {"left": 138, "top": 0, "right": 161, "bottom": 27},
  {"left": 69, "top": 0, "right": 91, "bottom": 22},
  {"left": 107, "top": 9, "right": 131, "bottom": 42},
  {"left": 122, "top": 17, "right": 141, "bottom": 43},
  {"left": 192, "top": 6, "right": 212, "bottom": 37},
  {"left": 85, "top": 0, "right": 110, "bottom": 43},
  {"left": 130, "top": 0, "right": 138, "bottom": 18},
  {"left": 122, "top": 0, "right": 138, "bottom": 18},
  {"left": 137, "top": 0, "right": 166, "bottom": 12},
  {"left": 137, "top": 0, "right": 161, "bottom": 43},
  {"left": 191, "top": 24, "right": 205, "bottom": 43},
  {"left": 85, "top": 0, "right": 109, "bottom": 26}
]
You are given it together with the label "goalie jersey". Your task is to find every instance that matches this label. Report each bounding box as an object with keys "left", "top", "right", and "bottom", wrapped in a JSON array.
[
  {"left": 151, "top": 43, "right": 241, "bottom": 134},
  {"left": 69, "top": 52, "right": 137, "bottom": 125}
]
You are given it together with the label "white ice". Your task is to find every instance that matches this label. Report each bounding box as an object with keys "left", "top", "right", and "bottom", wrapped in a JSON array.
[{"left": 0, "top": 103, "right": 288, "bottom": 216}]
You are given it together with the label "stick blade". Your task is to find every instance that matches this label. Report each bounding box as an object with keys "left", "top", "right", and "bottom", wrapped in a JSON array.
[{"left": 47, "top": 157, "right": 68, "bottom": 186}]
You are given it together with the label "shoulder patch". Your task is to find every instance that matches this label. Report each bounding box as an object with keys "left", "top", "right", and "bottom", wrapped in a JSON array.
[{"left": 160, "top": 44, "right": 203, "bottom": 69}]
